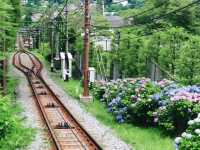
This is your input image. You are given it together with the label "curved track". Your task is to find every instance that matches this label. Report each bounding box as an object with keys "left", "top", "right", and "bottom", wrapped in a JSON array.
[{"left": 13, "top": 51, "right": 101, "bottom": 150}]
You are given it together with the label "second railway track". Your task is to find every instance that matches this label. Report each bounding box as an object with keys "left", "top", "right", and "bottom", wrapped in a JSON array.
[{"left": 13, "top": 50, "right": 101, "bottom": 150}]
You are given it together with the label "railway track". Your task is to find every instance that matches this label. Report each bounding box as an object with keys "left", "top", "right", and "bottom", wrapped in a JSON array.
[{"left": 13, "top": 50, "right": 101, "bottom": 150}]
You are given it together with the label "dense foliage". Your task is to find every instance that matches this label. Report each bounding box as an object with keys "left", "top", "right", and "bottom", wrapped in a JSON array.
[
  {"left": 0, "top": 0, "right": 21, "bottom": 89},
  {"left": 102, "top": 0, "right": 200, "bottom": 84},
  {"left": 0, "top": 0, "right": 20, "bottom": 45},
  {"left": 0, "top": 95, "right": 34, "bottom": 149},
  {"left": 0, "top": 78, "right": 34, "bottom": 149},
  {"left": 112, "top": 26, "right": 200, "bottom": 84}
]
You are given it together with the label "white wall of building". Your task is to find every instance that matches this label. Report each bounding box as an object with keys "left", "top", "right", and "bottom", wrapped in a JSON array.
[
  {"left": 94, "top": 36, "right": 112, "bottom": 51},
  {"left": 113, "top": 0, "right": 128, "bottom": 6}
]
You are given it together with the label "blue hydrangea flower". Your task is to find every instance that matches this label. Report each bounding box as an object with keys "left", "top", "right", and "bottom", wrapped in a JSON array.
[
  {"left": 152, "top": 93, "right": 162, "bottom": 101},
  {"left": 108, "top": 107, "right": 113, "bottom": 112},
  {"left": 116, "top": 114, "right": 125, "bottom": 123},
  {"left": 158, "top": 101, "right": 167, "bottom": 106}
]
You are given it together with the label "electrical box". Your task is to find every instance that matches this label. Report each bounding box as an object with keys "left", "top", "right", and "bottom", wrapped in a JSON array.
[{"left": 89, "top": 67, "right": 95, "bottom": 83}]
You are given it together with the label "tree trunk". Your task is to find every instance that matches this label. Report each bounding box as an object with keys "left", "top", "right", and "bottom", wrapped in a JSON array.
[
  {"left": 2, "top": 59, "right": 7, "bottom": 95},
  {"left": 2, "top": 37, "right": 7, "bottom": 95},
  {"left": 0, "top": 60, "right": 3, "bottom": 92}
]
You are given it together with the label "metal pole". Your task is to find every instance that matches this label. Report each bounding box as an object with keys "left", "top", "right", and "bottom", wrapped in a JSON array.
[
  {"left": 42, "top": 23, "right": 44, "bottom": 56},
  {"left": 50, "top": 22, "right": 54, "bottom": 72},
  {"left": 83, "top": 0, "right": 90, "bottom": 97},
  {"left": 65, "top": 0, "right": 69, "bottom": 53},
  {"left": 102, "top": 0, "right": 105, "bottom": 16},
  {"left": 65, "top": 0, "right": 69, "bottom": 81}
]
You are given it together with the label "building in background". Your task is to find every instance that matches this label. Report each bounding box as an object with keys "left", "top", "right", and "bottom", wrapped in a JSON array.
[
  {"left": 93, "top": 36, "right": 112, "bottom": 51},
  {"left": 112, "top": 0, "right": 128, "bottom": 6},
  {"left": 21, "top": 0, "right": 28, "bottom": 5}
]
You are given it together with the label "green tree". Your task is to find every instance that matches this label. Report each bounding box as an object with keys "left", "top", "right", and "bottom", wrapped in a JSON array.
[
  {"left": 0, "top": 0, "right": 21, "bottom": 94},
  {"left": 177, "top": 36, "right": 200, "bottom": 84},
  {"left": 158, "top": 27, "right": 188, "bottom": 75}
]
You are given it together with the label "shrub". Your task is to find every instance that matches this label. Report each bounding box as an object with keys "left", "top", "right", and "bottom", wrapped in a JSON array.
[
  {"left": 127, "top": 81, "right": 161, "bottom": 126},
  {"left": 158, "top": 100, "right": 198, "bottom": 136},
  {"left": 128, "top": 98, "right": 159, "bottom": 126},
  {"left": 175, "top": 113, "right": 200, "bottom": 150},
  {"left": 0, "top": 95, "right": 34, "bottom": 149},
  {"left": 92, "top": 81, "right": 106, "bottom": 100},
  {"left": 106, "top": 80, "right": 136, "bottom": 123}
]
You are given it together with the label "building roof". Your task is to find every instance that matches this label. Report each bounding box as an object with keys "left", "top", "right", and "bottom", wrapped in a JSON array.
[{"left": 106, "top": 16, "right": 125, "bottom": 28}]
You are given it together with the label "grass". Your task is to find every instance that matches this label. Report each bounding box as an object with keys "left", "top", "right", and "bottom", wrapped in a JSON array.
[
  {"left": 36, "top": 52, "right": 174, "bottom": 150},
  {"left": 85, "top": 100, "right": 174, "bottom": 150},
  {"left": 51, "top": 75, "right": 83, "bottom": 99}
]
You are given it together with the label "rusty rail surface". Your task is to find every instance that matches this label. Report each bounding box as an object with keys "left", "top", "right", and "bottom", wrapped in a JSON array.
[{"left": 13, "top": 51, "right": 102, "bottom": 150}]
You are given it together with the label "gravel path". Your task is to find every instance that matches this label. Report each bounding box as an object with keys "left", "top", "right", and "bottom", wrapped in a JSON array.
[
  {"left": 11, "top": 57, "right": 53, "bottom": 150},
  {"left": 41, "top": 65, "right": 132, "bottom": 150}
]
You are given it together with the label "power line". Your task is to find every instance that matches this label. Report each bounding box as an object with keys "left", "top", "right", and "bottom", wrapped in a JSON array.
[
  {"left": 92, "top": 0, "right": 200, "bottom": 29},
  {"left": 126, "top": 0, "right": 169, "bottom": 19},
  {"left": 54, "top": 0, "right": 69, "bottom": 18},
  {"left": 152, "top": 0, "right": 200, "bottom": 21},
  {"left": 90, "top": 0, "right": 168, "bottom": 25}
]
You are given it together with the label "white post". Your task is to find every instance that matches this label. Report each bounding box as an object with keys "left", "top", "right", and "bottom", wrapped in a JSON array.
[
  {"left": 60, "top": 52, "right": 66, "bottom": 80},
  {"left": 89, "top": 67, "right": 96, "bottom": 83},
  {"left": 67, "top": 52, "right": 73, "bottom": 78}
]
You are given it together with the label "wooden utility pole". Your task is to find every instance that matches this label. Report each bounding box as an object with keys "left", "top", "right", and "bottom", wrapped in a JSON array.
[{"left": 83, "top": 0, "right": 90, "bottom": 97}]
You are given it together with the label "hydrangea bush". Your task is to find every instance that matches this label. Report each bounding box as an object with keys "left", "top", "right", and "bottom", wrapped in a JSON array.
[
  {"left": 175, "top": 113, "right": 200, "bottom": 150},
  {"left": 151, "top": 84, "right": 200, "bottom": 135},
  {"left": 92, "top": 78, "right": 200, "bottom": 141}
]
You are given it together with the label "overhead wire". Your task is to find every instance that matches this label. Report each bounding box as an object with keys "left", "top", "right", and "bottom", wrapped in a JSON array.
[
  {"left": 126, "top": 0, "right": 169, "bottom": 19},
  {"left": 92, "top": 0, "right": 200, "bottom": 31},
  {"left": 92, "top": 0, "right": 168, "bottom": 24},
  {"left": 152, "top": 0, "right": 200, "bottom": 21},
  {"left": 29, "top": 0, "right": 84, "bottom": 38}
]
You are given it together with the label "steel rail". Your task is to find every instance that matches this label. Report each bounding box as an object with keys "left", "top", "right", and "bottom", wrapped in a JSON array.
[
  {"left": 13, "top": 51, "right": 102, "bottom": 150},
  {"left": 27, "top": 51, "right": 102, "bottom": 150},
  {"left": 13, "top": 51, "right": 62, "bottom": 150}
]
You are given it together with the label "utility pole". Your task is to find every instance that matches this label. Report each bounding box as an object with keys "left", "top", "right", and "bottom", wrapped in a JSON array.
[
  {"left": 65, "top": 0, "right": 69, "bottom": 53},
  {"left": 102, "top": 0, "right": 105, "bottom": 16},
  {"left": 65, "top": 0, "right": 69, "bottom": 81},
  {"left": 82, "top": 0, "right": 91, "bottom": 98},
  {"left": 50, "top": 22, "right": 54, "bottom": 72}
]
